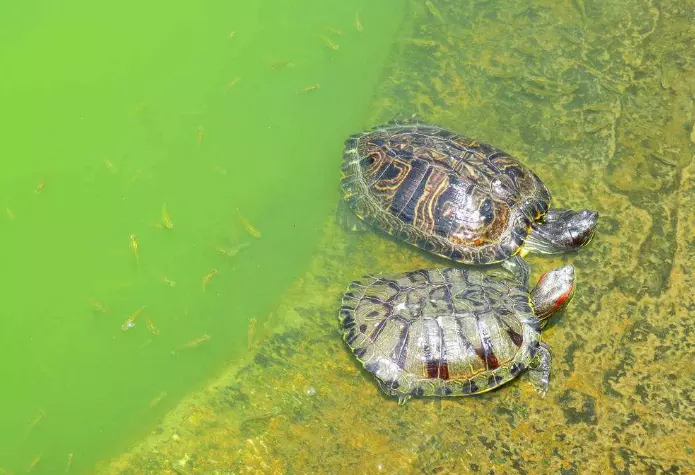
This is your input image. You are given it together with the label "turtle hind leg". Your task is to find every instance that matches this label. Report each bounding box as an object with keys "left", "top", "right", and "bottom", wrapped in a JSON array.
[
  {"left": 335, "top": 199, "right": 369, "bottom": 232},
  {"left": 527, "top": 342, "right": 551, "bottom": 397},
  {"left": 502, "top": 254, "right": 531, "bottom": 288}
]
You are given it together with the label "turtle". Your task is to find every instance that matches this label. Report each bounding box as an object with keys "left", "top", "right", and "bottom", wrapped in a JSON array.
[
  {"left": 338, "top": 265, "right": 575, "bottom": 403},
  {"left": 339, "top": 122, "right": 598, "bottom": 285}
]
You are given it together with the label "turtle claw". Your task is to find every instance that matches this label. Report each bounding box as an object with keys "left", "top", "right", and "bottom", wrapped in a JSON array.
[
  {"left": 397, "top": 394, "right": 411, "bottom": 405},
  {"left": 528, "top": 342, "right": 551, "bottom": 397}
]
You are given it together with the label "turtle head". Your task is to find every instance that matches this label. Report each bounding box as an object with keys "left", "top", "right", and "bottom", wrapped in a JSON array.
[
  {"left": 530, "top": 266, "right": 575, "bottom": 325},
  {"left": 525, "top": 209, "right": 598, "bottom": 254}
]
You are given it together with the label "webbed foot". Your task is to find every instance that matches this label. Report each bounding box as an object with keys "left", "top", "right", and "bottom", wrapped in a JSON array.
[
  {"left": 335, "top": 199, "right": 369, "bottom": 232},
  {"left": 528, "top": 342, "right": 551, "bottom": 397}
]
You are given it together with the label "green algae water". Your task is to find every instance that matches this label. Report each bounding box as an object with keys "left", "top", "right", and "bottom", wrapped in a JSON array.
[
  {"left": 0, "top": 1, "right": 406, "bottom": 473},
  {"left": 4, "top": 0, "right": 695, "bottom": 474}
]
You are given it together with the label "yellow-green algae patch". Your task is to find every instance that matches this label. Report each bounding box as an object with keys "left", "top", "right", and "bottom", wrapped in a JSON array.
[{"left": 101, "top": 0, "right": 695, "bottom": 473}]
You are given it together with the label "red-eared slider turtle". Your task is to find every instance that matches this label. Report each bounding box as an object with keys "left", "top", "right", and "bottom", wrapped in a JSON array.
[
  {"left": 339, "top": 122, "right": 598, "bottom": 284},
  {"left": 339, "top": 265, "right": 574, "bottom": 403}
]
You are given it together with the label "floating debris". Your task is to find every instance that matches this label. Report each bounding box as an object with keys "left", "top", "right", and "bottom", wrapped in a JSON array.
[
  {"left": 299, "top": 84, "right": 321, "bottom": 94},
  {"left": 197, "top": 126, "right": 205, "bottom": 145},
  {"left": 229, "top": 31, "right": 236, "bottom": 39},
  {"left": 121, "top": 306, "right": 146, "bottom": 331},
  {"left": 66, "top": 452, "right": 73, "bottom": 472},
  {"left": 202, "top": 268, "right": 219, "bottom": 291},
  {"left": 35, "top": 178, "right": 46, "bottom": 194}
]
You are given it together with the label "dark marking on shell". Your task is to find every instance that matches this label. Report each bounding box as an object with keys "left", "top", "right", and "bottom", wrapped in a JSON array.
[
  {"left": 507, "top": 328, "right": 524, "bottom": 347},
  {"left": 510, "top": 362, "right": 525, "bottom": 376},
  {"left": 462, "top": 380, "right": 479, "bottom": 394}
]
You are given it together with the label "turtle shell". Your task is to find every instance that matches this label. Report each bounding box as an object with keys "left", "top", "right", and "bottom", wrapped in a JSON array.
[
  {"left": 339, "top": 267, "right": 542, "bottom": 400},
  {"left": 341, "top": 123, "right": 551, "bottom": 264}
]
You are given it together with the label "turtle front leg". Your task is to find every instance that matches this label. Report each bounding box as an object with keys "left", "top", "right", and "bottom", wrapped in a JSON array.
[
  {"left": 527, "top": 342, "right": 551, "bottom": 397},
  {"left": 501, "top": 254, "right": 531, "bottom": 288},
  {"left": 335, "top": 199, "right": 369, "bottom": 232}
]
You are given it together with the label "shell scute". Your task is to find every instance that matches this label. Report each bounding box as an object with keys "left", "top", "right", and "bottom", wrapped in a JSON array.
[
  {"left": 339, "top": 268, "right": 542, "bottom": 400},
  {"left": 341, "top": 123, "right": 551, "bottom": 264}
]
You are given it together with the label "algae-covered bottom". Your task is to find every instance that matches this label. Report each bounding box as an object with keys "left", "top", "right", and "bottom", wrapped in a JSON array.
[{"left": 103, "top": 0, "right": 695, "bottom": 473}]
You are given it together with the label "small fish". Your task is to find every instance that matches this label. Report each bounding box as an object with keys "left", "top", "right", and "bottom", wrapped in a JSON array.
[
  {"left": 104, "top": 158, "right": 117, "bottom": 173},
  {"left": 197, "top": 126, "right": 205, "bottom": 145},
  {"left": 320, "top": 35, "right": 339, "bottom": 51},
  {"left": 177, "top": 334, "right": 211, "bottom": 351},
  {"left": 217, "top": 242, "right": 250, "bottom": 259},
  {"left": 27, "top": 453, "right": 42, "bottom": 472},
  {"left": 149, "top": 390, "right": 168, "bottom": 408},
  {"left": 247, "top": 318, "right": 257, "bottom": 350},
  {"left": 148, "top": 270, "right": 177, "bottom": 287},
  {"left": 425, "top": 0, "right": 444, "bottom": 22},
  {"left": 237, "top": 212, "right": 261, "bottom": 238},
  {"left": 299, "top": 84, "right": 321, "bottom": 93},
  {"left": 121, "top": 306, "right": 146, "bottom": 331},
  {"left": 226, "top": 77, "right": 241, "bottom": 89},
  {"left": 146, "top": 317, "right": 160, "bottom": 335},
  {"left": 129, "top": 234, "right": 140, "bottom": 264},
  {"left": 66, "top": 453, "right": 73, "bottom": 472},
  {"left": 161, "top": 203, "right": 174, "bottom": 229},
  {"left": 269, "top": 61, "right": 295, "bottom": 71},
  {"left": 355, "top": 12, "right": 363, "bottom": 32},
  {"left": 229, "top": 31, "right": 236, "bottom": 39},
  {"left": 35, "top": 178, "right": 46, "bottom": 194},
  {"left": 90, "top": 300, "right": 109, "bottom": 314},
  {"left": 27, "top": 411, "right": 45, "bottom": 432},
  {"left": 325, "top": 27, "right": 343, "bottom": 36},
  {"left": 202, "top": 268, "right": 218, "bottom": 291},
  {"left": 130, "top": 169, "right": 143, "bottom": 184}
]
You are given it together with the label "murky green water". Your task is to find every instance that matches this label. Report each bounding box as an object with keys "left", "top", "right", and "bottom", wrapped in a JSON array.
[
  {"left": 0, "top": 0, "right": 405, "bottom": 473},
  {"left": 3, "top": 0, "right": 695, "bottom": 474}
]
